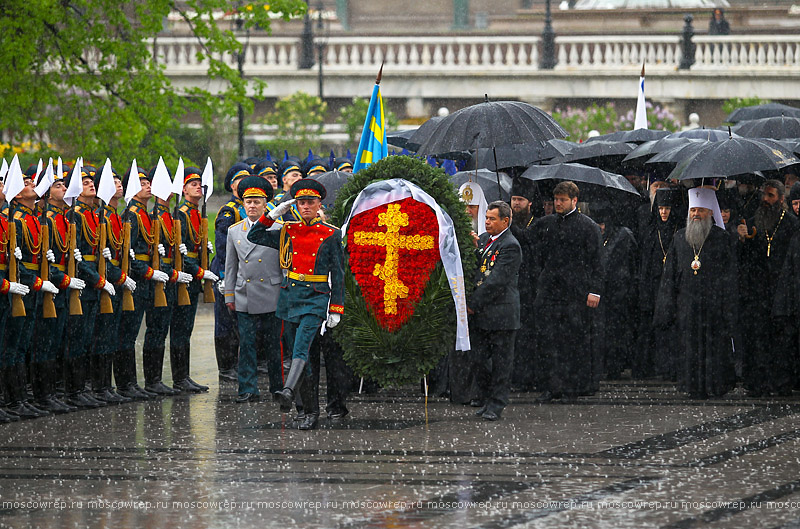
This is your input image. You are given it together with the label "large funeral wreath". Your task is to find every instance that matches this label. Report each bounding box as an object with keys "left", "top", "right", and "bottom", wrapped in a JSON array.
[{"left": 330, "top": 156, "right": 477, "bottom": 387}]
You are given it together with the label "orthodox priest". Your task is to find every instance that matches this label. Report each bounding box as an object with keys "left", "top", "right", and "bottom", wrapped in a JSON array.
[
  {"left": 654, "top": 187, "right": 737, "bottom": 399},
  {"left": 531, "top": 181, "right": 603, "bottom": 402}
]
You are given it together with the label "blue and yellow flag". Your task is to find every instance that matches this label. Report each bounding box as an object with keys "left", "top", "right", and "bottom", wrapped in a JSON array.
[{"left": 354, "top": 74, "right": 387, "bottom": 173}]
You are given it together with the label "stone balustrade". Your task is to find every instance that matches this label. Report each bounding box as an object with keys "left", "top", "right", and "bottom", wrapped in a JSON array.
[{"left": 152, "top": 34, "right": 800, "bottom": 74}]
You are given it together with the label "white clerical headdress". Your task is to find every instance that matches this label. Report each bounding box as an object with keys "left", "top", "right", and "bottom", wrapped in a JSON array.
[
  {"left": 688, "top": 186, "right": 724, "bottom": 228},
  {"left": 459, "top": 181, "right": 487, "bottom": 235}
]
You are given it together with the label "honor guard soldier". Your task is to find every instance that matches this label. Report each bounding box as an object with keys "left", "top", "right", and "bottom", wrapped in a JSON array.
[
  {"left": 210, "top": 162, "right": 250, "bottom": 383},
  {"left": 117, "top": 167, "right": 169, "bottom": 400},
  {"left": 248, "top": 178, "right": 344, "bottom": 430},
  {"left": 265, "top": 158, "right": 304, "bottom": 223},
  {"left": 254, "top": 160, "right": 279, "bottom": 193},
  {"left": 334, "top": 157, "right": 353, "bottom": 174},
  {"left": 224, "top": 176, "right": 283, "bottom": 402},
  {"left": 92, "top": 168, "right": 137, "bottom": 403},
  {"left": 65, "top": 165, "right": 116, "bottom": 409},
  {"left": 0, "top": 175, "right": 32, "bottom": 421},
  {"left": 172, "top": 168, "right": 218, "bottom": 392},
  {"left": 141, "top": 165, "right": 188, "bottom": 396},
  {"left": 303, "top": 157, "right": 329, "bottom": 179},
  {"left": 33, "top": 164, "right": 85, "bottom": 413},
  {"left": 4, "top": 169, "right": 59, "bottom": 418}
]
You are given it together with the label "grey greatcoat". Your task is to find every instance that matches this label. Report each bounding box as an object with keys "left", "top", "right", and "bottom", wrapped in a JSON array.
[{"left": 225, "top": 219, "right": 282, "bottom": 314}]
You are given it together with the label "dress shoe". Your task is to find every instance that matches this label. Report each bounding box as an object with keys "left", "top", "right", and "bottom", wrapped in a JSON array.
[
  {"left": 482, "top": 410, "right": 501, "bottom": 421},
  {"left": 80, "top": 391, "right": 108, "bottom": 407},
  {"left": 273, "top": 392, "right": 292, "bottom": 412},
  {"left": 475, "top": 406, "right": 488, "bottom": 417},
  {"left": 185, "top": 377, "right": 209, "bottom": 392},
  {"left": 145, "top": 382, "right": 181, "bottom": 396},
  {"left": 0, "top": 408, "right": 20, "bottom": 422},
  {"left": 174, "top": 379, "right": 204, "bottom": 394},
  {"left": 37, "top": 396, "right": 75, "bottom": 414},
  {"left": 275, "top": 388, "right": 295, "bottom": 410},
  {"left": 235, "top": 393, "right": 260, "bottom": 403},
  {"left": 327, "top": 410, "right": 349, "bottom": 422},
  {"left": 116, "top": 385, "right": 149, "bottom": 401},
  {"left": 298, "top": 413, "right": 319, "bottom": 430},
  {"left": 134, "top": 384, "right": 158, "bottom": 398},
  {"left": 218, "top": 369, "right": 238, "bottom": 383}
]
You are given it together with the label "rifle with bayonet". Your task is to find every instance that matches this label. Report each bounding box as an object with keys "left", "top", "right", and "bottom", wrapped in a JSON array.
[
  {"left": 173, "top": 201, "right": 190, "bottom": 306},
  {"left": 201, "top": 184, "right": 214, "bottom": 303},
  {"left": 120, "top": 208, "right": 134, "bottom": 312},
  {"left": 67, "top": 204, "right": 82, "bottom": 315},
  {"left": 7, "top": 211, "right": 25, "bottom": 317},
  {"left": 151, "top": 205, "right": 167, "bottom": 308},
  {"left": 97, "top": 201, "right": 113, "bottom": 314},
  {"left": 39, "top": 220, "right": 56, "bottom": 318}
]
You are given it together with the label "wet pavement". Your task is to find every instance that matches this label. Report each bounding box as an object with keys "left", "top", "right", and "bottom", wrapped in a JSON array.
[{"left": 2, "top": 305, "right": 800, "bottom": 528}]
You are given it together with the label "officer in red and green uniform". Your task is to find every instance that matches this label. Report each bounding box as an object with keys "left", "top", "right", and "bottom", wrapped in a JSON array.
[
  {"left": 117, "top": 167, "right": 169, "bottom": 400},
  {"left": 248, "top": 178, "right": 344, "bottom": 430},
  {"left": 92, "top": 168, "right": 137, "bottom": 403},
  {"left": 0, "top": 179, "right": 31, "bottom": 422},
  {"left": 3, "top": 170, "right": 59, "bottom": 418},
  {"left": 210, "top": 162, "right": 250, "bottom": 383},
  {"left": 172, "top": 168, "right": 218, "bottom": 393}
]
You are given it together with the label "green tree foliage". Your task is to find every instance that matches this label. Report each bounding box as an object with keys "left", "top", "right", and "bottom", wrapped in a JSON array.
[
  {"left": 259, "top": 91, "right": 327, "bottom": 155},
  {"left": 0, "top": 0, "right": 306, "bottom": 168},
  {"left": 338, "top": 96, "right": 399, "bottom": 151},
  {"left": 722, "top": 97, "right": 771, "bottom": 117}
]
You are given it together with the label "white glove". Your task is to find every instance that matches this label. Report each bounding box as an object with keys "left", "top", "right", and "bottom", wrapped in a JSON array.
[
  {"left": 327, "top": 313, "right": 341, "bottom": 328},
  {"left": 74, "top": 248, "right": 83, "bottom": 262},
  {"left": 8, "top": 282, "right": 30, "bottom": 296},
  {"left": 102, "top": 247, "right": 112, "bottom": 260},
  {"left": 151, "top": 270, "right": 169, "bottom": 283},
  {"left": 207, "top": 241, "right": 214, "bottom": 253},
  {"left": 177, "top": 271, "right": 192, "bottom": 284},
  {"left": 14, "top": 247, "right": 22, "bottom": 260},
  {"left": 268, "top": 199, "right": 296, "bottom": 220},
  {"left": 202, "top": 270, "right": 219, "bottom": 282},
  {"left": 123, "top": 277, "right": 136, "bottom": 292},
  {"left": 102, "top": 281, "right": 116, "bottom": 296},
  {"left": 217, "top": 279, "right": 225, "bottom": 293},
  {"left": 40, "top": 280, "right": 59, "bottom": 295},
  {"left": 157, "top": 243, "right": 166, "bottom": 257},
  {"left": 68, "top": 277, "right": 85, "bottom": 290},
  {"left": 46, "top": 249, "right": 56, "bottom": 263},
  {"left": 130, "top": 248, "right": 136, "bottom": 259},
  {"left": 179, "top": 243, "right": 188, "bottom": 256}
]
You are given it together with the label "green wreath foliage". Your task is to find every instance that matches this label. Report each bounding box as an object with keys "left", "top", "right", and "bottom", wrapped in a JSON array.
[{"left": 330, "top": 155, "right": 477, "bottom": 388}]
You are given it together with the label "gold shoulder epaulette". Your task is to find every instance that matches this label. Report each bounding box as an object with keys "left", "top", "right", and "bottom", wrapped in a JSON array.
[
  {"left": 231, "top": 219, "right": 246, "bottom": 229},
  {"left": 13, "top": 211, "right": 23, "bottom": 220},
  {"left": 179, "top": 204, "right": 190, "bottom": 212}
]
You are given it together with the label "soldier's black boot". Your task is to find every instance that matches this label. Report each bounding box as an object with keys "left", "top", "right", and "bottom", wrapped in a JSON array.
[
  {"left": 95, "top": 355, "right": 129, "bottom": 404},
  {"left": 276, "top": 359, "right": 306, "bottom": 411},
  {"left": 172, "top": 345, "right": 203, "bottom": 394},
  {"left": 34, "top": 361, "right": 74, "bottom": 414},
  {"left": 64, "top": 358, "right": 100, "bottom": 409},
  {"left": 0, "top": 380, "right": 20, "bottom": 422},
  {"left": 298, "top": 373, "right": 319, "bottom": 431},
  {"left": 78, "top": 356, "right": 106, "bottom": 408},
  {"left": 143, "top": 346, "right": 180, "bottom": 396},
  {"left": 3, "top": 366, "right": 38, "bottom": 419}
]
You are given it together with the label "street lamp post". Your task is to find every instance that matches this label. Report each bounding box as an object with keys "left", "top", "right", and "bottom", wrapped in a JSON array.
[
  {"left": 299, "top": 3, "right": 315, "bottom": 70},
  {"left": 316, "top": 2, "right": 326, "bottom": 99},
  {"left": 539, "top": 0, "right": 556, "bottom": 70}
]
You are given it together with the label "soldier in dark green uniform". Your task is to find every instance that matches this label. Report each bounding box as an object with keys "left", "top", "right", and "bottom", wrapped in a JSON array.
[
  {"left": 4, "top": 170, "right": 60, "bottom": 418},
  {"left": 248, "top": 179, "right": 345, "bottom": 430},
  {"left": 92, "top": 168, "right": 136, "bottom": 403},
  {"left": 117, "top": 167, "right": 169, "bottom": 400},
  {"left": 172, "top": 167, "right": 218, "bottom": 392},
  {"left": 210, "top": 162, "right": 250, "bottom": 383}
]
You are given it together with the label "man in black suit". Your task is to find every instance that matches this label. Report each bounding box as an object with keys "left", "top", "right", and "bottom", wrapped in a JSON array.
[
  {"left": 532, "top": 180, "right": 603, "bottom": 402},
  {"left": 468, "top": 201, "right": 522, "bottom": 421}
]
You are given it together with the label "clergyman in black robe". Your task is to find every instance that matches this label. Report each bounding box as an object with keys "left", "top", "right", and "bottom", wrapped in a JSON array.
[
  {"left": 654, "top": 188, "right": 737, "bottom": 398},
  {"left": 531, "top": 181, "right": 603, "bottom": 401}
]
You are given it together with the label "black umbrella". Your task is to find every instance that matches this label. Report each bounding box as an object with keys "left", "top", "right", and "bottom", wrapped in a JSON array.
[
  {"left": 732, "top": 116, "right": 800, "bottom": 140},
  {"left": 398, "top": 116, "right": 445, "bottom": 152},
  {"left": 546, "top": 141, "right": 637, "bottom": 172},
  {"left": 623, "top": 138, "right": 702, "bottom": 165},
  {"left": 450, "top": 169, "right": 512, "bottom": 203},
  {"left": 726, "top": 103, "right": 800, "bottom": 124},
  {"left": 386, "top": 128, "right": 418, "bottom": 150},
  {"left": 644, "top": 141, "right": 712, "bottom": 176},
  {"left": 584, "top": 129, "right": 671, "bottom": 144},
  {"left": 520, "top": 163, "right": 639, "bottom": 196},
  {"left": 470, "top": 139, "right": 574, "bottom": 171},
  {"left": 667, "top": 129, "right": 740, "bottom": 141},
  {"left": 668, "top": 138, "right": 799, "bottom": 181},
  {"left": 313, "top": 170, "right": 352, "bottom": 208}
]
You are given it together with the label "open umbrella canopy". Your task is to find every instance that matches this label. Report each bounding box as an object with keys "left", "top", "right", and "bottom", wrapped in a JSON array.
[
  {"left": 584, "top": 128, "right": 671, "bottom": 144},
  {"left": 414, "top": 99, "right": 567, "bottom": 156},
  {"left": 520, "top": 162, "right": 639, "bottom": 195},
  {"left": 623, "top": 137, "right": 703, "bottom": 165},
  {"left": 668, "top": 138, "right": 799, "bottom": 181},
  {"left": 386, "top": 128, "right": 418, "bottom": 150},
  {"left": 450, "top": 169, "right": 512, "bottom": 203},
  {"left": 397, "top": 116, "right": 445, "bottom": 152},
  {"left": 313, "top": 170, "right": 352, "bottom": 208},
  {"left": 545, "top": 141, "right": 636, "bottom": 171},
  {"left": 645, "top": 140, "right": 713, "bottom": 173},
  {"left": 732, "top": 116, "right": 800, "bottom": 140},
  {"left": 667, "top": 128, "right": 740, "bottom": 141},
  {"left": 726, "top": 103, "right": 800, "bottom": 124},
  {"left": 469, "top": 139, "right": 574, "bottom": 171}
]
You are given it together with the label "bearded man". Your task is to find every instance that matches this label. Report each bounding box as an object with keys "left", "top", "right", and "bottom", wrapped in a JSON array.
[
  {"left": 738, "top": 179, "right": 799, "bottom": 396},
  {"left": 655, "top": 188, "right": 737, "bottom": 399}
]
